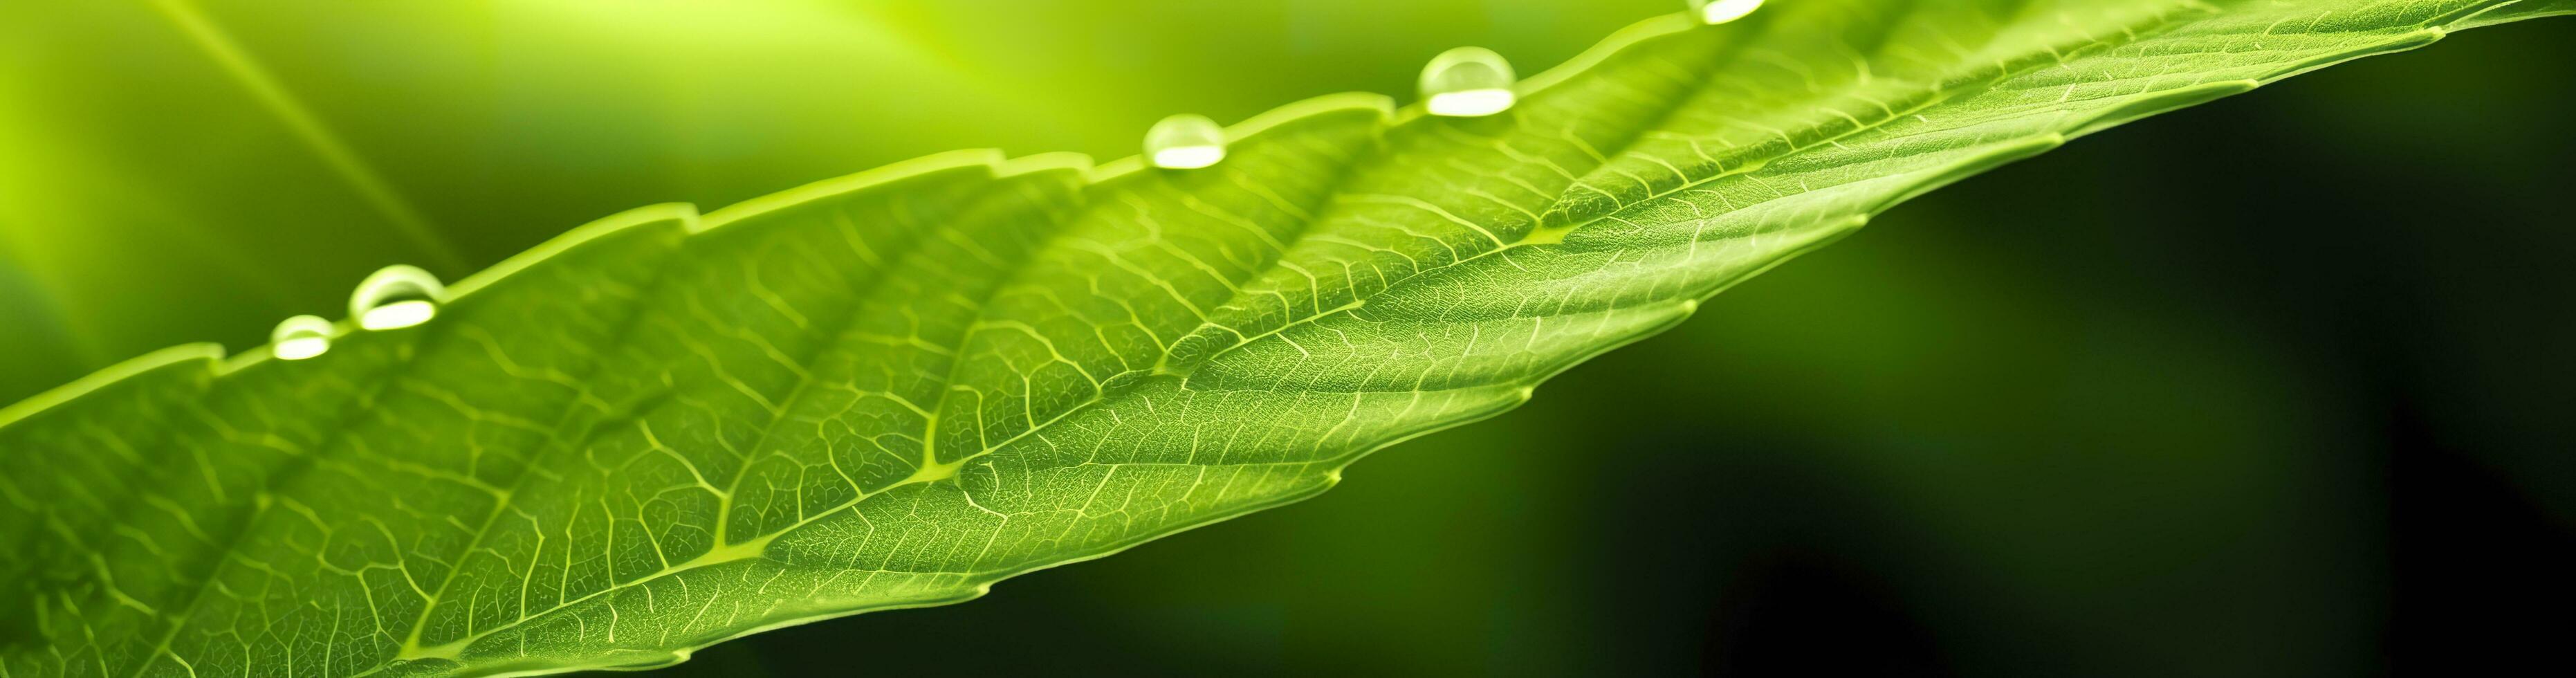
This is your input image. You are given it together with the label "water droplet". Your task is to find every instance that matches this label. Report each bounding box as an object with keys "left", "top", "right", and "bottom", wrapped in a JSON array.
[
  {"left": 1419, "top": 46, "right": 1517, "bottom": 118},
  {"left": 1690, "top": 0, "right": 1765, "bottom": 24},
  {"left": 270, "top": 315, "right": 333, "bottom": 360},
  {"left": 1144, "top": 113, "right": 1226, "bottom": 170},
  {"left": 349, "top": 264, "right": 445, "bottom": 331}
]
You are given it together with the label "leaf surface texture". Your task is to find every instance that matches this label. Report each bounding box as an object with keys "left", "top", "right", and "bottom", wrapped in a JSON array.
[{"left": 1, "top": 1, "right": 2564, "bottom": 675}]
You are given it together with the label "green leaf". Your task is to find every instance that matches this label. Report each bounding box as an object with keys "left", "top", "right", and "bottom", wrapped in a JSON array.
[{"left": 2, "top": 1, "right": 2564, "bottom": 676}]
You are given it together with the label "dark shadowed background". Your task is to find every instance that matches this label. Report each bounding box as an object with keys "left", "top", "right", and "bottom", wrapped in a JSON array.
[{"left": 1, "top": 1, "right": 2567, "bottom": 675}]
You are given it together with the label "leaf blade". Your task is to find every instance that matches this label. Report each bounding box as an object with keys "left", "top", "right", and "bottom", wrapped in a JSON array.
[{"left": 1, "top": 2, "right": 2562, "bottom": 677}]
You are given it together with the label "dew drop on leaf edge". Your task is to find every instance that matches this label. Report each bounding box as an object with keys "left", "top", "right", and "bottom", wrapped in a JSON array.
[
  {"left": 1419, "top": 46, "right": 1517, "bottom": 117},
  {"left": 1689, "top": 0, "right": 1764, "bottom": 24},
  {"left": 349, "top": 264, "right": 445, "bottom": 331},
  {"left": 1145, "top": 113, "right": 1226, "bottom": 170},
  {"left": 270, "top": 315, "right": 333, "bottom": 360}
]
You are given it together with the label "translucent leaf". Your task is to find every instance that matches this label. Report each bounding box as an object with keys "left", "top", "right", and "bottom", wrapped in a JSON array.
[{"left": 1, "top": 1, "right": 2565, "bottom": 676}]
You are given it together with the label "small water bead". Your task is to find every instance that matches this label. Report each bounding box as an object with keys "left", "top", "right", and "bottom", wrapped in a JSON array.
[
  {"left": 1144, "top": 113, "right": 1227, "bottom": 170},
  {"left": 270, "top": 315, "right": 334, "bottom": 360},
  {"left": 1689, "top": 0, "right": 1765, "bottom": 24},
  {"left": 349, "top": 264, "right": 445, "bottom": 331},
  {"left": 1419, "top": 46, "right": 1517, "bottom": 117}
]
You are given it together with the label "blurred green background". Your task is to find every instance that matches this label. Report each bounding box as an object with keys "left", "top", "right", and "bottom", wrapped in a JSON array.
[{"left": 1, "top": 1, "right": 2568, "bottom": 675}]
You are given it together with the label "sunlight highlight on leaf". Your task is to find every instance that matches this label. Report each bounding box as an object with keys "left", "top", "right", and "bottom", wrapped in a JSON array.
[{"left": 0, "top": 2, "right": 2564, "bottom": 677}]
